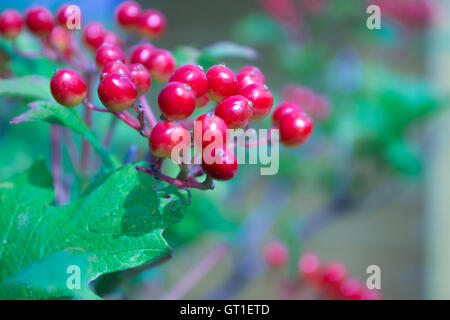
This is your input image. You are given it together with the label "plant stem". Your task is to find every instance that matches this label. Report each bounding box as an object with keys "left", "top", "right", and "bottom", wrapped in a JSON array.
[
  {"left": 51, "top": 125, "right": 66, "bottom": 205},
  {"left": 162, "top": 243, "right": 231, "bottom": 300},
  {"left": 81, "top": 73, "right": 94, "bottom": 172},
  {"left": 139, "top": 95, "right": 158, "bottom": 128},
  {"left": 61, "top": 128, "right": 80, "bottom": 170},
  {"left": 102, "top": 116, "right": 118, "bottom": 148}
]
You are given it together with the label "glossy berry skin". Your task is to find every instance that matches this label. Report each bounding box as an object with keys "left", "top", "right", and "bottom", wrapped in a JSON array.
[
  {"left": 279, "top": 112, "right": 313, "bottom": 147},
  {"left": 195, "top": 112, "right": 229, "bottom": 149},
  {"left": 271, "top": 101, "right": 303, "bottom": 127},
  {"left": 101, "top": 60, "right": 131, "bottom": 80},
  {"left": 103, "top": 31, "right": 123, "bottom": 47},
  {"left": 82, "top": 22, "right": 105, "bottom": 50},
  {"left": 237, "top": 65, "right": 265, "bottom": 90},
  {"left": 206, "top": 65, "right": 238, "bottom": 102},
  {"left": 24, "top": 6, "right": 54, "bottom": 37},
  {"left": 115, "top": 1, "right": 141, "bottom": 30},
  {"left": 129, "top": 63, "right": 152, "bottom": 96},
  {"left": 149, "top": 120, "right": 190, "bottom": 159},
  {"left": 0, "top": 10, "right": 23, "bottom": 39},
  {"left": 95, "top": 44, "right": 125, "bottom": 70},
  {"left": 298, "top": 253, "right": 321, "bottom": 287},
  {"left": 196, "top": 95, "right": 210, "bottom": 108},
  {"left": 201, "top": 147, "right": 238, "bottom": 181},
  {"left": 238, "top": 83, "right": 273, "bottom": 121},
  {"left": 147, "top": 49, "right": 176, "bottom": 82},
  {"left": 263, "top": 241, "right": 289, "bottom": 268},
  {"left": 50, "top": 69, "right": 87, "bottom": 108},
  {"left": 56, "top": 4, "right": 80, "bottom": 29},
  {"left": 129, "top": 43, "right": 154, "bottom": 67},
  {"left": 158, "top": 81, "right": 196, "bottom": 120},
  {"left": 169, "top": 65, "right": 208, "bottom": 98},
  {"left": 97, "top": 73, "right": 137, "bottom": 112},
  {"left": 215, "top": 95, "right": 252, "bottom": 129},
  {"left": 139, "top": 9, "right": 166, "bottom": 38}
]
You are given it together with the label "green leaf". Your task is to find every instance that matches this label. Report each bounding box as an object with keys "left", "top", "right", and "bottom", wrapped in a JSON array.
[
  {"left": 10, "top": 100, "right": 119, "bottom": 169},
  {"left": 198, "top": 41, "right": 259, "bottom": 70},
  {"left": 0, "top": 160, "right": 189, "bottom": 299},
  {"left": 173, "top": 46, "right": 200, "bottom": 66},
  {"left": 0, "top": 75, "right": 51, "bottom": 100}
]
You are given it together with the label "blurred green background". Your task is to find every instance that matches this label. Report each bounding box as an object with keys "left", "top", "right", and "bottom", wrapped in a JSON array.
[{"left": 1, "top": 0, "right": 449, "bottom": 300}]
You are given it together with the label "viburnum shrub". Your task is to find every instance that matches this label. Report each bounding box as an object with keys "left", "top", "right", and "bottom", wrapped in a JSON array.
[{"left": 0, "top": 2, "right": 318, "bottom": 300}]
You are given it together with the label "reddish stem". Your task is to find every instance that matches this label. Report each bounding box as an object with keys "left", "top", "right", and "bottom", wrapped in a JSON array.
[{"left": 139, "top": 95, "right": 158, "bottom": 128}]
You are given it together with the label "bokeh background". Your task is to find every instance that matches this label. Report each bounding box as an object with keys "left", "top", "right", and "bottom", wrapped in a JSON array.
[{"left": 1, "top": 0, "right": 449, "bottom": 300}]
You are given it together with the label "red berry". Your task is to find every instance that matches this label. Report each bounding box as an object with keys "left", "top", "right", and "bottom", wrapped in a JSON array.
[
  {"left": 206, "top": 64, "right": 238, "bottom": 102},
  {"left": 201, "top": 147, "right": 238, "bottom": 181},
  {"left": 238, "top": 83, "right": 273, "bottom": 121},
  {"left": 97, "top": 73, "right": 137, "bottom": 112},
  {"left": 56, "top": 4, "right": 80, "bottom": 29},
  {"left": 263, "top": 241, "right": 289, "bottom": 268},
  {"left": 149, "top": 120, "right": 190, "bottom": 159},
  {"left": 196, "top": 95, "right": 210, "bottom": 108},
  {"left": 195, "top": 112, "right": 229, "bottom": 149},
  {"left": 49, "top": 26, "right": 74, "bottom": 58},
  {"left": 271, "top": 101, "right": 303, "bottom": 127},
  {"left": 321, "top": 262, "right": 348, "bottom": 296},
  {"left": 50, "top": 69, "right": 87, "bottom": 108},
  {"left": 139, "top": 9, "right": 166, "bottom": 38},
  {"left": 215, "top": 95, "right": 252, "bottom": 129},
  {"left": 101, "top": 60, "right": 131, "bottom": 80},
  {"left": 103, "top": 31, "right": 123, "bottom": 47},
  {"left": 298, "top": 253, "right": 321, "bottom": 286},
  {"left": 129, "top": 43, "right": 154, "bottom": 67},
  {"left": 129, "top": 63, "right": 152, "bottom": 96},
  {"left": 0, "top": 9, "right": 23, "bottom": 39},
  {"left": 147, "top": 49, "right": 176, "bottom": 82},
  {"left": 115, "top": 1, "right": 141, "bottom": 30},
  {"left": 169, "top": 64, "right": 208, "bottom": 98},
  {"left": 24, "top": 6, "right": 54, "bottom": 37},
  {"left": 339, "top": 278, "right": 364, "bottom": 300},
  {"left": 82, "top": 22, "right": 105, "bottom": 50},
  {"left": 237, "top": 65, "right": 265, "bottom": 90},
  {"left": 158, "top": 81, "right": 195, "bottom": 120},
  {"left": 279, "top": 112, "right": 313, "bottom": 147},
  {"left": 95, "top": 44, "right": 125, "bottom": 70}
]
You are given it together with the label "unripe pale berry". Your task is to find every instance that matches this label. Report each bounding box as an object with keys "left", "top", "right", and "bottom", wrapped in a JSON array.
[
  {"left": 129, "top": 63, "right": 152, "bottom": 96},
  {"left": 149, "top": 120, "right": 190, "bottom": 159},
  {"left": 97, "top": 73, "right": 137, "bottom": 112},
  {"left": 271, "top": 101, "right": 303, "bottom": 127},
  {"left": 49, "top": 26, "right": 75, "bottom": 59},
  {"left": 147, "top": 49, "right": 176, "bottom": 82},
  {"left": 196, "top": 95, "right": 210, "bottom": 108},
  {"left": 50, "top": 69, "right": 87, "bottom": 107},
  {"left": 95, "top": 44, "right": 125, "bottom": 70},
  {"left": 237, "top": 65, "right": 265, "bottom": 90},
  {"left": 82, "top": 22, "right": 105, "bottom": 50},
  {"left": 201, "top": 147, "right": 238, "bottom": 181},
  {"left": 238, "top": 83, "right": 273, "bottom": 121},
  {"left": 195, "top": 112, "right": 229, "bottom": 150},
  {"left": 215, "top": 95, "right": 252, "bottom": 129},
  {"left": 206, "top": 64, "right": 238, "bottom": 102},
  {"left": 24, "top": 6, "right": 54, "bottom": 37},
  {"left": 139, "top": 9, "right": 166, "bottom": 38},
  {"left": 263, "top": 241, "right": 289, "bottom": 268},
  {"left": 169, "top": 64, "right": 208, "bottom": 98},
  {"left": 158, "top": 81, "right": 196, "bottom": 120},
  {"left": 0, "top": 10, "right": 23, "bottom": 39},
  {"left": 279, "top": 112, "right": 313, "bottom": 147},
  {"left": 56, "top": 4, "right": 80, "bottom": 29},
  {"left": 129, "top": 43, "right": 154, "bottom": 67},
  {"left": 101, "top": 60, "right": 131, "bottom": 80},
  {"left": 115, "top": 1, "right": 141, "bottom": 30}
]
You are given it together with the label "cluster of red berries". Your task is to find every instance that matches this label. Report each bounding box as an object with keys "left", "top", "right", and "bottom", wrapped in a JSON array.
[
  {"left": 3, "top": 2, "right": 314, "bottom": 187},
  {"left": 263, "top": 242, "right": 381, "bottom": 300}
]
